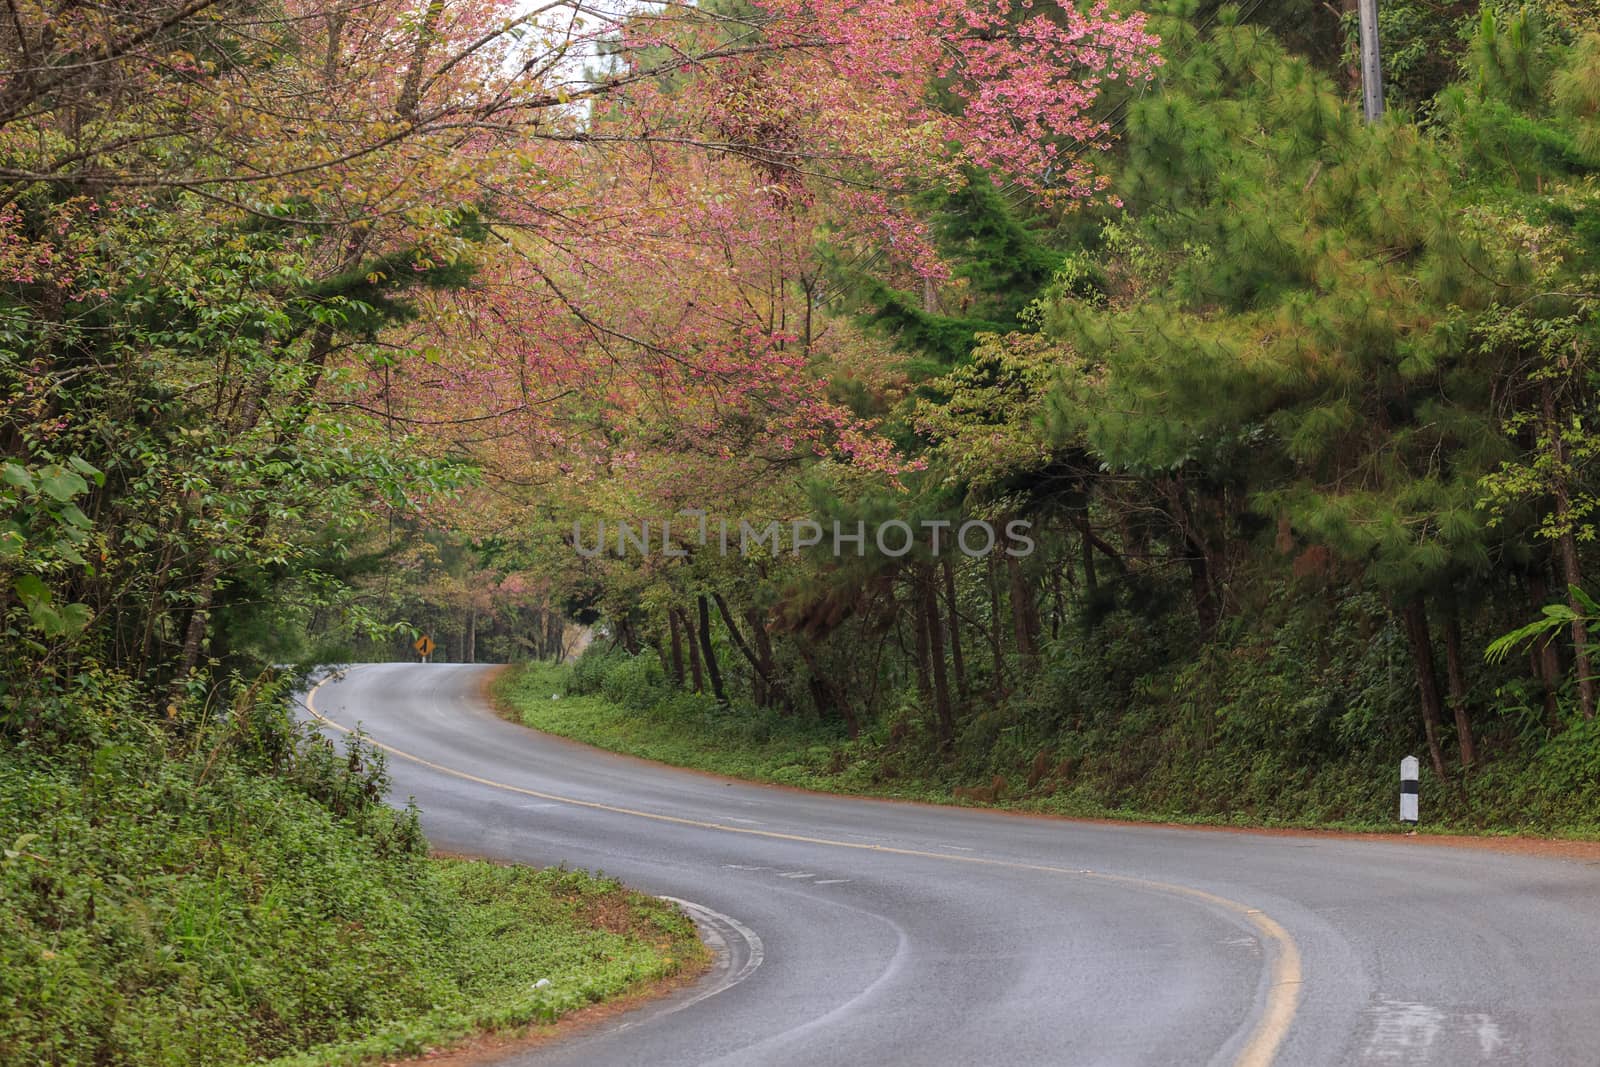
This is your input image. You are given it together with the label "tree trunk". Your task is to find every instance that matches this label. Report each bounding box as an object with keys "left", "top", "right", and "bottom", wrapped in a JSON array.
[
  {"left": 713, "top": 591, "right": 776, "bottom": 702},
  {"left": 942, "top": 558, "right": 969, "bottom": 703},
  {"left": 1340, "top": 0, "right": 1361, "bottom": 92},
  {"left": 922, "top": 567, "right": 955, "bottom": 748},
  {"left": 912, "top": 575, "right": 934, "bottom": 706},
  {"left": 681, "top": 608, "right": 704, "bottom": 692},
  {"left": 1184, "top": 545, "right": 1220, "bottom": 637},
  {"left": 546, "top": 611, "right": 565, "bottom": 662},
  {"left": 617, "top": 616, "right": 641, "bottom": 655},
  {"left": 1080, "top": 518, "right": 1130, "bottom": 578},
  {"left": 172, "top": 556, "right": 223, "bottom": 695},
  {"left": 667, "top": 608, "right": 685, "bottom": 686},
  {"left": 1400, "top": 601, "right": 1450, "bottom": 782},
  {"left": 1543, "top": 378, "right": 1596, "bottom": 718},
  {"left": 1049, "top": 564, "right": 1064, "bottom": 640},
  {"left": 1164, "top": 479, "right": 1223, "bottom": 637},
  {"left": 170, "top": 367, "right": 276, "bottom": 701},
  {"left": 796, "top": 637, "right": 859, "bottom": 738},
  {"left": 1441, "top": 614, "right": 1476, "bottom": 769},
  {"left": 697, "top": 595, "right": 726, "bottom": 703},
  {"left": 1528, "top": 568, "right": 1564, "bottom": 727},
  {"left": 395, "top": 0, "right": 446, "bottom": 117},
  {"left": 1005, "top": 549, "right": 1040, "bottom": 663},
  {"left": 987, "top": 555, "right": 1007, "bottom": 698},
  {"left": 746, "top": 607, "right": 782, "bottom": 712},
  {"left": 1081, "top": 522, "right": 1098, "bottom": 596}
]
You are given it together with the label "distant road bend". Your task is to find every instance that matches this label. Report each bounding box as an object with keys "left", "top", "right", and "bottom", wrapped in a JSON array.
[{"left": 303, "top": 664, "right": 1600, "bottom": 1066}]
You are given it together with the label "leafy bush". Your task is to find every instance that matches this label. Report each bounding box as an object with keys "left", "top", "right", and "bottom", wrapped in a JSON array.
[
  {"left": 565, "top": 644, "right": 630, "bottom": 696},
  {"left": 561, "top": 644, "right": 683, "bottom": 712},
  {"left": 599, "top": 654, "right": 668, "bottom": 711}
]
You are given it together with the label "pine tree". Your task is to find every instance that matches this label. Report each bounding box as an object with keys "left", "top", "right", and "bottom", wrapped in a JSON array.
[{"left": 1036, "top": 11, "right": 1600, "bottom": 769}]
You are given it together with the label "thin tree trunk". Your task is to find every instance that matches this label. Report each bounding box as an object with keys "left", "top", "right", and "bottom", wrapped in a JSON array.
[
  {"left": 1340, "top": 0, "right": 1361, "bottom": 91},
  {"left": 680, "top": 607, "right": 704, "bottom": 692},
  {"left": 323, "top": 12, "right": 346, "bottom": 86},
  {"left": 1165, "top": 479, "right": 1222, "bottom": 637},
  {"left": 942, "top": 558, "right": 969, "bottom": 703},
  {"left": 746, "top": 607, "right": 782, "bottom": 712},
  {"left": 1528, "top": 568, "right": 1564, "bottom": 726},
  {"left": 922, "top": 567, "right": 955, "bottom": 748},
  {"left": 988, "top": 556, "right": 1006, "bottom": 698},
  {"left": 1441, "top": 614, "right": 1476, "bottom": 769},
  {"left": 546, "top": 611, "right": 564, "bottom": 663},
  {"left": 1400, "top": 601, "right": 1450, "bottom": 782},
  {"left": 172, "top": 556, "right": 223, "bottom": 694},
  {"left": 1005, "top": 551, "right": 1040, "bottom": 663},
  {"left": 1183, "top": 544, "right": 1220, "bottom": 637},
  {"left": 395, "top": 0, "right": 445, "bottom": 117},
  {"left": 1080, "top": 518, "right": 1130, "bottom": 579},
  {"left": 1053, "top": 563, "right": 1068, "bottom": 640},
  {"left": 912, "top": 575, "right": 934, "bottom": 706},
  {"left": 617, "top": 616, "right": 641, "bottom": 655},
  {"left": 1081, "top": 522, "right": 1098, "bottom": 596},
  {"left": 713, "top": 591, "right": 775, "bottom": 699},
  {"left": 697, "top": 595, "right": 726, "bottom": 703},
  {"left": 1543, "top": 378, "right": 1596, "bottom": 718},
  {"left": 170, "top": 365, "right": 277, "bottom": 698},
  {"left": 796, "top": 637, "right": 859, "bottom": 738},
  {"left": 667, "top": 608, "right": 685, "bottom": 686}
]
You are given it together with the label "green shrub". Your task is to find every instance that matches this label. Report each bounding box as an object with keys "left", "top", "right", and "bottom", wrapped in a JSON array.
[
  {"left": 599, "top": 654, "right": 668, "bottom": 711},
  {"left": 566, "top": 644, "right": 629, "bottom": 696}
]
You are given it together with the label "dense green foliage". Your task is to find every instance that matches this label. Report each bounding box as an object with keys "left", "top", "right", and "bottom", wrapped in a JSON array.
[
  {"left": 0, "top": 689, "right": 701, "bottom": 1066},
  {"left": 485, "top": 6, "right": 1600, "bottom": 835}
]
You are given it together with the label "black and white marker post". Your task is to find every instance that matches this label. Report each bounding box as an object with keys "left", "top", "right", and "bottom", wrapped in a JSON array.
[{"left": 1399, "top": 755, "right": 1419, "bottom": 826}]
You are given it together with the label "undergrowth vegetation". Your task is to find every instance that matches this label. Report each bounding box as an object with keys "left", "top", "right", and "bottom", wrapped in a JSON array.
[
  {"left": 499, "top": 586, "right": 1600, "bottom": 837},
  {"left": 0, "top": 675, "right": 703, "bottom": 1067}
]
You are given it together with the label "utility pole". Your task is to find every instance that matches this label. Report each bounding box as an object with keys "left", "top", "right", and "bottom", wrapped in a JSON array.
[{"left": 1358, "top": 0, "right": 1385, "bottom": 123}]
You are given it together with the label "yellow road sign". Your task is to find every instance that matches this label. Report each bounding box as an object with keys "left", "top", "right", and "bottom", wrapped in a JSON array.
[{"left": 414, "top": 635, "right": 436, "bottom": 658}]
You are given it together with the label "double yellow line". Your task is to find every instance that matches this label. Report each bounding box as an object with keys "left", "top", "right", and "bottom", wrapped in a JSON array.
[{"left": 306, "top": 668, "right": 1302, "bottom": 1066}]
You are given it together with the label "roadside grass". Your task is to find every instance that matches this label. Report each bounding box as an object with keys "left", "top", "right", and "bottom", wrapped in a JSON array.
[
  {"left": 0, "top": 729, "right": 705, "bottom": 1067},
  {"left": 493, "top": 659, "right": 1600, "bottom": 839},
  {"left": 493, "top": 659, "right": 1154, "bottom": 815},
  {"left": 492, "top": 660, "right": 867, "bottom": 792},
  {"left": 271, "top": 861, "right": 706, "bottom": 1067}
]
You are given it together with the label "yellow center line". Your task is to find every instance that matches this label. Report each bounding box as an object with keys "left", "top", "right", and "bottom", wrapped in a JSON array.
[{"left": 306, "top": 668, "right": 1302, "bottom": 1067}]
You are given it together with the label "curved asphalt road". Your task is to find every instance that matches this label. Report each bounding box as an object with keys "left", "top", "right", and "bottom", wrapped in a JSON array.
[{"left": 303, "top": 664, "right": 1600, "bottom": 1066}]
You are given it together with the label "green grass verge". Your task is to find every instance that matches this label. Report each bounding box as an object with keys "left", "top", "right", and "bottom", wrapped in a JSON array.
[
  {"left": 0, "top": 738, "right": 705, "bottom": 1067},
  {"left": 493, "top": 659, "right": 1146, "bottom": 813},
  {"left": 494, "top": 660, "right": 874, "bottom": 792},
  {"left": 268, "top": 861, "right": 705, "bottom": 1067},
  {"left": 493, "top": 659, "right": 1600, "bottom": 839}
]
